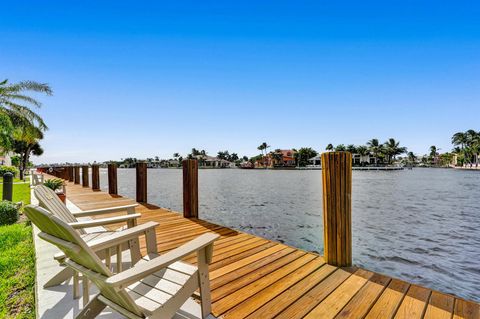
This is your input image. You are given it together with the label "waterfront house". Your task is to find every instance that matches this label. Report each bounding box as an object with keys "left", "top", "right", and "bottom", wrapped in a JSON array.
[
  {"left": 255, "top": 149, "right": 296, "bottom": 168},
  {"left": 307, "top": 155, "right": 321, "bottom": 168},
  {"left": 147, "top": 160, "right": 162, "bottom": 168},
  {"left": 194, "top": 155, "right": 233, "bottom": 168},
  {"left": 352, "top": 153, "right": 374, "bottom": 165},
  {"left": 240, "top": 161, "right": 255, "bottom": 169},
  {"left": 309, "top": 153, "right": 377, "bottom": 167}
]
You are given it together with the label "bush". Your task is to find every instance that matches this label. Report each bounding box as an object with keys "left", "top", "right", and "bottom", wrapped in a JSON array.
[
  {"left": 43, "top": 178, "right": 64, "bottom": 191},
  {"left": 0, "top": 201, "right": 19, "bottom": 226},
  {"left": 0, "top": 166, "right": 18, "bottom": 178}
]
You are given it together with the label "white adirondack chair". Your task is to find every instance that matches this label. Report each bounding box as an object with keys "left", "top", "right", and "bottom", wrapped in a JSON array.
[
  {"left": 31, "top": 171, "right": 45, "bottom": 186},
  {"left": 25, "top": 205, "right": 219, "bottom": 319},
  {"left": 34, "top": 185, "right": 142, "bottom": 288}
]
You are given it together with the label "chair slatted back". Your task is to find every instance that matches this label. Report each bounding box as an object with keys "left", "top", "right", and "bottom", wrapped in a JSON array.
[
  {"left": 25, "top": 205, "right": 144, "bottom": 317},
  {"left": 34, "top": 185, "right": 87, "bottom": 235}
]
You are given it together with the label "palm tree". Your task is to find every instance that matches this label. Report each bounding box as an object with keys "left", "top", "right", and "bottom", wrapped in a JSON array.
[
  {"left": 451, "top": 130, "right": 480, "bottom": 166},
  {"left": 271, "top": 151, "right": 283, "bottom": 166},
  {"left": 346, "top": 144, "right": 357, "bottom": 154},
  {"left": 296, "top": 147, "right": 318, "bottom": 167},
  {"left": 367, "top": 139, "right": 382, "bottom": 165},
  {"left": 356, "top": 145, "right": 369, "bottom": 156},
  {"left": 407, "top": 151, "right": 416, "bottom": 162},
  {"left": 0, "top": 79, "right": 52, "bottom": 133},
  {"left": 325, "top": 144, "right": 333, "bottom": 151},
  {"left": 12, "top": 123, "right": 44, "bottom": 179},
  {"left": 257, "top": 142, "right": 269, "bottom": 168},
  {"left": 429, "top": 145, "right": 437, "bottom": 157},
  {"left": 335, "top": 144, "right": 346, "bottom": 151},
  {"left": 406, "top": 151, "right": 417, "bottom": 166},
  {"left": 0, "top": 112, "right": 13, "bottom": 149},
  {"left": 230, "top": 153, "right": 239, "bottom": 162},
  {"left": 452, "top": 132, "right": 467, "bottom": 150},
  {"left": 383, "top": 138, "right": 407, "bottom": 164}
]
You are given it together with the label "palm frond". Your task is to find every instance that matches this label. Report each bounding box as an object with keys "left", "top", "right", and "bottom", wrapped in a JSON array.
[
  {"left": 3, "top": 101, "right": 48, "bottom": 130},
  {"left": 5, "top": 81, "right": 53, "bottom": 95},
  {"left": 1, "top": 94, "right": 42, "bottom": 107}
]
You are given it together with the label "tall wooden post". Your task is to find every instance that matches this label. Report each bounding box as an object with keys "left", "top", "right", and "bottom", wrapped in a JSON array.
[
  {"left": 68, "top": 166, "right": 74, "bottom": 182},
  {"left": 107, "top": 163, "right": 118, "bottom": 195},
  {"left": 91, "top": 164, "right": 100, "bottom": 191},
  {"left": 136, "top": 162, "right": 147, "bottom": 203},
  {"left": 82, "top": 165, "right": 89, "bottom": 187},
  {"left": 321, "top": 151, "right": 352, "bottom": 267},
  {"left": 183, "top": 159, "right": 198, "bottom": 218},
  {"left": 74, "top": 166, "right": 80, "bottom": 184},
  {"left": 62, "top": 166, "right": 69, "bottom": 180}
]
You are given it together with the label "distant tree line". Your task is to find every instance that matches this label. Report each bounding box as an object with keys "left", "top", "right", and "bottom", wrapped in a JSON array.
[{"left": 325, "top": 138, "right": 407, "bottom": 165}]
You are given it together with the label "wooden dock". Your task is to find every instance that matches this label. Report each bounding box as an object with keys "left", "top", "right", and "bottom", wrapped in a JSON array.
[{"left": 57, "top": 179, "right": 479, "bottom": 319}]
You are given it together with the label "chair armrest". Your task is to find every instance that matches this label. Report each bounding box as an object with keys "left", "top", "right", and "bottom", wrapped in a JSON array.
[
  {"left": 106, "top": 233, "right": 220, "bottom": 289},
  {"left": 72, "top": 204, "right": 139, "bottom": 217},
  {"left": 88, "top": 221, "right": 159, "bottom": 251},
  {"left": 54, "top": 221, "right": 159, "bottom": 261},
  {"left": 68, "top": 214, "right": 141, "bottom": 229}
]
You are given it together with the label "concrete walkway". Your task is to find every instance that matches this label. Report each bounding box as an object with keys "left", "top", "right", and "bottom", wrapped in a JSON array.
[{"left": 31, "top": 186, "right": 209, "bottom": 319}]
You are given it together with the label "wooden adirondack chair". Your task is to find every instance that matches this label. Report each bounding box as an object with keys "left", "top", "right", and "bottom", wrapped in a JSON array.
[
  {"left": 31, "top": 171, "right": 45, "bottom": 186},
  {"left": 34, "top": 184, "right": 142, "bottom": 288},
  {"left": 34, "top": 185, "right": 140, "bottom": 232},
  {"left": 25, "top": 205, "right": 219, "bottom": 319}
]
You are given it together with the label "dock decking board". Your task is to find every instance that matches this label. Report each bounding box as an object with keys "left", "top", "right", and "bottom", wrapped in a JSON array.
[{"left": 53, "top": 178, "right": 479, "bottom": 319}]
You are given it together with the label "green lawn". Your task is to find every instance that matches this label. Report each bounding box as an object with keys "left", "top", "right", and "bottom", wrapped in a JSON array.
[
  {"left": 0, "top": 223, "right": 35, "bottom": 319},
  {"left": 0, "top": 182, "right": 35, "bottom": 318},
  {"left": 0, "top": 182, "right": 31, "bottom": 205}
]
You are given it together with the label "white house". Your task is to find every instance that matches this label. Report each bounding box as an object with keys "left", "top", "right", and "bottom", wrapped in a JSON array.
[
  {"left": 309, "top": 153, "right": 376, "bottom": 167},
  {"left": 352, "top": 154, "right": 375, "bottom": 165},
  {"left": 307, "top": 156, "right": 321, "bottom": 168},
  {"left": 194, "top": 155, "right": 233, "bottom": 168}
]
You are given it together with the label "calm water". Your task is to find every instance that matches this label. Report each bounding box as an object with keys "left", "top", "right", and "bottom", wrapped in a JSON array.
[{"left": 99, "top": 168, "right": 480, "bottom": 302}]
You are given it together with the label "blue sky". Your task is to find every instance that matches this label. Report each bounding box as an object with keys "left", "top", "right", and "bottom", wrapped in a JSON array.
[{"left": 1, "top": 1, "right": 479, "bottom": 163}]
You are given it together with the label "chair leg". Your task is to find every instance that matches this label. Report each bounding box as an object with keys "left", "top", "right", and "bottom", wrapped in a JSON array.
[
  {"left": 197, "top": 249, "right": 212, "bottom": 319},
  {"left": 73, "top": 271, "right": 80, "bottom": 299},
  {"left": 75, "top": 294, "right": 106, "bottom": 319},
  {"left": 44, "top": 267, "right": 74, "bottom": 288},
  {"left": 83, "top": 278, "right": 90, "bottom": 307}
]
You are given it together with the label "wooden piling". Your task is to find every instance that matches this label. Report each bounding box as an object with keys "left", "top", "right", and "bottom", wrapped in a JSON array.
[
  {"left": 62, "top": 166, "right": 69, "bottom": 180},
  {"left": 74, "top": 166, "right": 80, "bottom": 184},
  {"left": 68, "top": 166, "right": 74, "bottom": 182},
  {"left": 82, "top": 165, "right": 89, "bottom": 187},
  {"left": 107, "top": 163, "right": 118, "bottom": 195},
  {"left": 91, "top": 164, "right": 100, "bottom": 191},
  {"left": 321, "top": 151, "right": 352, "bottom": 267},
  {"left": 183, "top": 159, "right": 198, "bottom": 218},
  {"left": 136, "top": 162, "right": 147, "bottom": 203}
]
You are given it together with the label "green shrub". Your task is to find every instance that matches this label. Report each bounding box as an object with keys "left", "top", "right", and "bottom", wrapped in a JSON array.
[
  {"left": 43, "top": 178, "right": 64, "bottom": 191},
  {"left": 0, "top": 201, "right": 19, "bottom": 226},
  {"left": 0, "top": 166, "right": 18, "bottom": 178}
]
